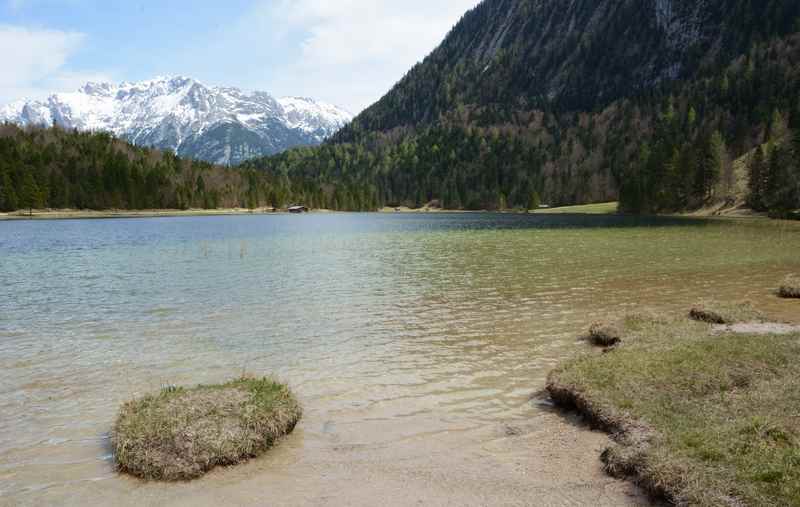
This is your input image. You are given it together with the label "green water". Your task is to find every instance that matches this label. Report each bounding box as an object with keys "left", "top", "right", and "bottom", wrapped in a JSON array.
[{"left": 0, "top": 213, "right": 798, "bottom": 506}]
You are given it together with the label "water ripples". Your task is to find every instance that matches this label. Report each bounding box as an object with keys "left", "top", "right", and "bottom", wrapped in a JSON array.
[{"left": 1, "top": 214, "right": 799, "bottom": 503}]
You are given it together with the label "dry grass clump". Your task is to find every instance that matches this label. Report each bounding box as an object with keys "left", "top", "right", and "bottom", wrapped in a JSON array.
[
  {"left": 688, "top": 299, "right": 764, "bottom": 325},
  {"left": 548, "top": 313, "right": 800, "bottom": 506},
  {"left": 779, "top": 275, "right": 800, "bottom": 299},
  {"left": 113, "top": 377, "right": 301, "bottom": 481},
  {"left": 586, "top": 321, "right": 623, "bottom": 347}
]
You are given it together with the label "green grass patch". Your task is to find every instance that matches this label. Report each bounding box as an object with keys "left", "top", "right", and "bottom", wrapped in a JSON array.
[
  {"left": 548, "top": 315, "right": 800, "bottom": 506},
  {"left": 535, "top": 201, "right": 619, "bottom": 214},
  {"left": 113, "top": 377, "right": 301, "bottom": 481},
  {"left": 688, "top": 300, "right": 765, "bottom": 325}
]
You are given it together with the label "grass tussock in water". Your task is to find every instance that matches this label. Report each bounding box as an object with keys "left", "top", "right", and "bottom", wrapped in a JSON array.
[
  {"left": 113, "top": 377, "right": 301, "bottom": 481},
  {"left": 586, "top": 321, "right": 623, "bottom": 347},
  {"left": 548, "top": 312, "right": 800, "bottom": 506},
  {"left": 688, "top": 299, "right": 764, "bottom": 325},
  {"left": 779, "top": 275, "right": 800, "bottom": 299}
]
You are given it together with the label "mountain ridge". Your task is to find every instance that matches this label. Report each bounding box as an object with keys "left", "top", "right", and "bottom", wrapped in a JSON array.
[{"left": 0, "top": 76, "right": 352, "bottom": 166}]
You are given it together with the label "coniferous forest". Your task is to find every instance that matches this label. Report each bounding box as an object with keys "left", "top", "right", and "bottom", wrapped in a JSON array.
[{"left": 0, "top": 123, "right": 289, "bottom": 212}]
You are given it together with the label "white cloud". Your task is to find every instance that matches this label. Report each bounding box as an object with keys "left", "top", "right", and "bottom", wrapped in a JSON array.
[
  {"left": 0, "top": 25, "right": 112, "bottom": 104},
  {"left": 256, "top": 0, "right": 481, "bottom": 113}
]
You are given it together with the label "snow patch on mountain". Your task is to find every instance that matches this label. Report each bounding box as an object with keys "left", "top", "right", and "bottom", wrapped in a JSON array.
[
  {"left": 278, "top": 96, "right": 352, "bottom": 141},
  {"left": 0, "top": 76, "right": 353, "bottom": 165}
]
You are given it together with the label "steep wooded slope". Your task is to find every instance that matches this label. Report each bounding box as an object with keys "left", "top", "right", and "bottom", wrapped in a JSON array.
[
  {"left": 335, "top": 0, "right": 800, "bottom": 140},
  {"left": 236, "top": 1, "right": 800, "bottom": 212}
]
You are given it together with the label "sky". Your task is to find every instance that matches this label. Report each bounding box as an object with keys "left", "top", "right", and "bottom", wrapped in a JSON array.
[{"left": 0, "top": 0, "right": 481, "bottom": 113}]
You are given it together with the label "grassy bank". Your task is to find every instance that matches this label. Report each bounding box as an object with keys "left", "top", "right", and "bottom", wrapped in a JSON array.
[
  {"left": 548, "top": 309, "right": 800, "bottom": 506},
  {"left": 113, "top": 377, "right": 301, "bottom": 481},
  {"left": 534, "top": 202, "right": 619, "bottom": 214}
]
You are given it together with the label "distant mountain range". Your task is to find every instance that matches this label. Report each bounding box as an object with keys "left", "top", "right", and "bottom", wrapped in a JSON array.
[{"left": 0, "top": 76, "right": 352, "bottom": 165}]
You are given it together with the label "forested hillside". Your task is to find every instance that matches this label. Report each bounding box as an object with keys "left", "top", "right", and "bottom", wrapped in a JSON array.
[
  {"left": 0, "top": 124, "right": 295, "bottom": 212},
  {"left": 246, "top": 0, "right": 800, "bottom": 214}
]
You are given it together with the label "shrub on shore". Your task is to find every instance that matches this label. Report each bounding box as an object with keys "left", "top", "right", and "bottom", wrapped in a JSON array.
[
  {"left": 779, "top": 275, "right": 800, "bottom": 299},
  {"left": 548, "top": 312, "right": 800, "bottom": 506},
  {"left": 113, "top": 377, "right": 301, "bottom": 481}
]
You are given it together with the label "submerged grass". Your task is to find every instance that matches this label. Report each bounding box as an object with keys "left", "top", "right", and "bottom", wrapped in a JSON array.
[
  {"left": 548, "top": 313, "right": 800, "bottom": 506},
  {"left": 113, "top": 377, "right": 301, "bottom": 481}
]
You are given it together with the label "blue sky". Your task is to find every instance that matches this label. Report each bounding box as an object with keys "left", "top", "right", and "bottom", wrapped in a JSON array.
[{"left": 0, "top": 0, "right": 480, "bottom": 112}]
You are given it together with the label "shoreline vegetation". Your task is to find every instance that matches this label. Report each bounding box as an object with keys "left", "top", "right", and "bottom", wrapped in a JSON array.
[
  {"left": 113, "top": 377, "right": 301, "bottom": 481},
  {"left": 0, "top": 202, "right": 621, "bottom": 221},
  {"left": 2, "top": 201, "right": 789, "bottom": 222},
  {"left": 547, "top": 295, "right": 800, "bottom": 506},
  {"left": 0, "top": 208, "right": 294, "bottom": 221},
  {"left": 0, "top": 201, "right": 639, "bottom": 221}
]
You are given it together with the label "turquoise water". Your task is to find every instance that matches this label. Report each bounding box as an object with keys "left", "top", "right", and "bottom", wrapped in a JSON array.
[{"left": 1, "top": 213, "right": 798, "bottom": 506}]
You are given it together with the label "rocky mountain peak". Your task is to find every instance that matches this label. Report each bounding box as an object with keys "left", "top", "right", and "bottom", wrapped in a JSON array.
[{"left": 0, "top": 76, "right": 353, "bottom": 165}]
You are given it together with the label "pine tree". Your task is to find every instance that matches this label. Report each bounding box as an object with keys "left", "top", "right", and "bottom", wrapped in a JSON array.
[
  {"left": 794, "top": 128, "right": 800, "bottom": 168},
  {"left": 20, "top": 171, "right": 41, "bottom": 216},
  {"left": 0, "top": 171, "right": 17, "bottom": 211},
  {"left": 747, "top": 147, "right": 766, "bottom": 211},
  {"left": 695, "top": 132, "right": 722, "bottom": 203},
  {"left": 687, "top": 107, "right": 697, "bottom": 129},
  {"left": 528, "top": 190, "right": 541, "bottom": 211},
  {"left": 498, "top": 192, "right": 508, "bottom": 210},
  {"left": 710, "top": 131, "right": 732, "bottom": 201},
  {"left": 793, "top": 136, "right": 800, "bottom": 213},
  {"left": 768, "top": 110, "right": 788, "bottom": 143},
  {"left": 764, "top": 144, "right": 796, "bottom": 215}
]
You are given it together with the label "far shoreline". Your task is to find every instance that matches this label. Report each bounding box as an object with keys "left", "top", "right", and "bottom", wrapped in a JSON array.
[
  {"left": 1, "top": 204, "right": 613, "bottom": 221},
  {"left": 3, "top": 201, "right": 792, "bottom": 223},
  {"left": 0, "top": 208, "right": 315, "bottom": 221}
]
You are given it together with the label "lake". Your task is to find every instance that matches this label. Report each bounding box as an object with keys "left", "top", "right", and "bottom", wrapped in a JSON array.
[{"left": 1, "top": 213, "right": 798, "bottom": 506}]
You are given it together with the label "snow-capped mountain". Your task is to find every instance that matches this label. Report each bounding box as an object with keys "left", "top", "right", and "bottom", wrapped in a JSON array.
[{"left": 0, "top": 76, "right": 352, "bottom": 165}]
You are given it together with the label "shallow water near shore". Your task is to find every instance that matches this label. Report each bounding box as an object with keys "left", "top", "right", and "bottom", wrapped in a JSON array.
[{"left": 1, "top": 213, "right": 798, "bottom": 506}]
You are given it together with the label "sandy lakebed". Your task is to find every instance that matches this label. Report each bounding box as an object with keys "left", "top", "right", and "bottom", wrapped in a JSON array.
[{"left": 2, "top": 213, "right": 799, "bottom": 505}]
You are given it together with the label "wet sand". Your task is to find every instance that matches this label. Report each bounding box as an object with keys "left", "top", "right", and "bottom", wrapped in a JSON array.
[{"left": 22, "top": 410, "right": 649, "bottom": 507}]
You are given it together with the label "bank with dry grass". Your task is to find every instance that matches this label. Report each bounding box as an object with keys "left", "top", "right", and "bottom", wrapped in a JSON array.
[
  {"left": 688, "top": 300, "right": 764, "bottom": 325},
  {"left": 113, "top": 377, "right": 301, "bottom": 481},
  {"left": 548, "top": 305, "right": 800, "bottom": 506},
  {"left": 780, "top": 275, "right": 800, "bottom": 299}
]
